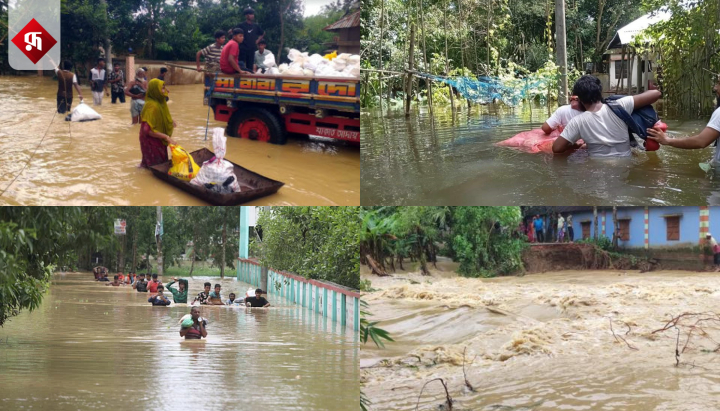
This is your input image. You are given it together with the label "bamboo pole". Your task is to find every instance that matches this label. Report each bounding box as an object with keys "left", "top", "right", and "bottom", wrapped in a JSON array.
[
  {"left": 555, "top": 0, "right": 568, "bottom": 105},
  {"left": 444, "top": 0, "right": 455, "bottom": 114},
  {"left": 405, "top": 22, "right": 416, "bottom": 116},
  {"left": 487, "top": 0, "right": 492, "bottom": 73},
  {"left": 419, "top": 0, "right": 433, "bottom": 114},
  {"left": 378, "top": 0, "right": 385, "bottom": 112},
  {"left": 616, "top": 45, "right": 625, "bottom": 94},
  {"left": 626, "top": 50, "right": 634, "bottom": 95},
  {"left": 404, "top": 0, "right": 413, "bottom": 115}
]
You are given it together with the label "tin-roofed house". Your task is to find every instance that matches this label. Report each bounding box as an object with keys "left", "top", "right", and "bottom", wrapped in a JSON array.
[{"left": 323, "top": 9, "right": 360, "bottom": 55}]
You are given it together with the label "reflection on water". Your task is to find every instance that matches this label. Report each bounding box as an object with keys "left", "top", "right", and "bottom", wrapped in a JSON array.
[
  {"left": 361, "top": 105, "right": 719, "bottom": 205},
  {"left": 0, "top": 273, "right": 358, "bottom": 410},
  {"left": 0, "top": 76, "right": 359, "bottom": 205},
  {"left": 361, "top": 269, "right": 720, "bottom": 410}
]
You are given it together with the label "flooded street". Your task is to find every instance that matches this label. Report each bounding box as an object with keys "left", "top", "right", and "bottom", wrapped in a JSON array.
[
  {"left": 361, "top": 106, "right": 719, "bottom": 205},
  {"left": 0, "top": 76, "right": 359, "bottom": 205},
  {"left": 0, "top": 272, "right": 358, "bottom": 410},
  {"left": 362, "top": 265, "right": 720, "bottom": 410}
]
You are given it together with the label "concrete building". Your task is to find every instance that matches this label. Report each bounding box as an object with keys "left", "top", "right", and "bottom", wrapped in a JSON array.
[
  {"left": 559, "top": 206, "right": 715, "bottom": 249},
  {"left": 593, "top": 11, "right": 669, "bottom": 92}
]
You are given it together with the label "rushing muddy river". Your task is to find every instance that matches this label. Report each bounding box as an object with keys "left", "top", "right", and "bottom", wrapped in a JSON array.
[
  {"left": 0, "top": 76, "right": 359, "bottom": 205},
  {"left": 361, "top": 105, "right": 719, "bottom": 205},
  {"left": 362, "top": 265, "right": 720, "bottom": 410},
  {"left": 0, "top": 272, "right": 358, "bottom": 410}
]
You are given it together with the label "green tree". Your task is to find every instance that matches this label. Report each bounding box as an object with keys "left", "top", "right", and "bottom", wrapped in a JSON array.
[
  {"left": 0, "top": 207, "right": 109, "bottom": 326},
  {"left": 255, "top": 207, "right": 360, "bottom": 289}
]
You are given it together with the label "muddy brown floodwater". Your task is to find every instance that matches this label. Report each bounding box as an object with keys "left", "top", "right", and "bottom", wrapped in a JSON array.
[
  {"left": 0, "top": 76, "right": 359, "bottom": 205},
  {"left": 0, "top": 272, "right": 358, "bottom": 410},
  {"left": 362, "top": 264, "right": 720, "bottom": 411}
]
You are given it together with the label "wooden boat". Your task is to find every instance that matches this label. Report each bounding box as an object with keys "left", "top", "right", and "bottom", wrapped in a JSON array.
[{"left": 149, "top": 148, "right": 284, "bottom": 205}]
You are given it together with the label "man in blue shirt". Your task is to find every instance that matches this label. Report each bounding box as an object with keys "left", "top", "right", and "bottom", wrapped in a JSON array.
[{"left": 533, "top": 215, "right": 545, "bottom": 243}]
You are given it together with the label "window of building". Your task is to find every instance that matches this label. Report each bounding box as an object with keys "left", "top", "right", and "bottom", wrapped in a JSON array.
[
  {"left": 581, "top": 221, "right": 591, "bottom": 239},
  {"left": 615, "top": 60, "right": 629, "bottom": 80},
  {"left": 618, "top": 219, "right": 630, "bottom": 241},
  {"left": 665, "top": 216, "right": 680, "bottom": 241}
]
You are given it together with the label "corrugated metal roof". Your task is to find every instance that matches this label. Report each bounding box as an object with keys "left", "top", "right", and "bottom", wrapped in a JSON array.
[
  {"left": 607, "top": 11, "right": 670, "bottom": 49},
  {"left": 324, "top": 10, "right": 360, "bottom": 31}
]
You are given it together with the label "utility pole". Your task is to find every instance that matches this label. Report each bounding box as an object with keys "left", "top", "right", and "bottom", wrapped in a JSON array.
[
  {"left": 155, "top": 206, "right": 163, "bottom": 278},
  {"left": 260, "top": 206, "right": 270, "bottom": 292},
  {"left": 555, "top": 0, "right": 568, "bottom": 105}
]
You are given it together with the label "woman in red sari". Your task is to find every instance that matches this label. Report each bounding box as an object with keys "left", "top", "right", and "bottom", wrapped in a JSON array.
[{"left": 139, "top": 79, "right": 177, "bottom": 168}]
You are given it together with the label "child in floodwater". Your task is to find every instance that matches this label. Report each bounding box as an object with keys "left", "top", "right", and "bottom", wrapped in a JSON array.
[
  {"left": 193, "top": 282, "right": 212, "bottom": 305},
  {"left": 208, "top": 284, "right": 224, "bottom": 305},
  {"left": 180, "top": 307, "right": 207, "bottom": 340},
  {"left": 541, "top": 96, "right": 585, "bottom": 135},
  {"left": 105, "top": 275, "right": 123, "bottom": 286}
]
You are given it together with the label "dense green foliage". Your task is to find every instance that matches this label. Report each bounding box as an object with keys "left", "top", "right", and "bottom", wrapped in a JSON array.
[
  {"left": 361, "top": 0, "right": 645, "bottom": 107},
  {"left": 0, "top": 207, "right": 111, "bottom": 326},
  {"left": 1, "top": 206, "right": 356, "bottom": 325},
  {"left": 450, "top": 206, "right": 525, "bottom": 277},
  {"left": 0, "top": 0, "right": 353, "bottom": 74},
  {"left": 253, "top": 207, "right": 360, "bottom": 289},
  {"left": 639, "top": 0, "right": 720, "bottom": 117},
  {"left": 361, "top": 206, "right": 525, "bottom": 277}
]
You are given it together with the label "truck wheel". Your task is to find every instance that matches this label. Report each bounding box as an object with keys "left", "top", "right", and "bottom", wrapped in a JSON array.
[{"left": 227, "top": 108, "right": 286, "bottom": 145}]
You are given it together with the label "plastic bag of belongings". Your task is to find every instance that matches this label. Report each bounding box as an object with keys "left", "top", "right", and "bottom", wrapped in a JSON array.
[
  {"left": 278, "top": 49, "right": 360, "bottom": 78},
  {"left": 256, "top": 53, "right": 281, "bottom": 75},
  {"left": 190, "top": 128, "right": 241, "bottom": 194},
  {"left": 65, "top": 101, "right": 102, "bottom": 122},
  {"left": 168, "top": 144, "right": 200, "bottom": 181}
]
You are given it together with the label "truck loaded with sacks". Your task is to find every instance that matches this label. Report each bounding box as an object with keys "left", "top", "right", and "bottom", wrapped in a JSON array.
[{"left": 205, "top": 50, "right": 360, "bottom": 145}]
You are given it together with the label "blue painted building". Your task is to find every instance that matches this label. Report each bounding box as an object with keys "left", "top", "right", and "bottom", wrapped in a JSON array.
[{"left": 552, "top": 206, "right": 713, "bottom": 249}]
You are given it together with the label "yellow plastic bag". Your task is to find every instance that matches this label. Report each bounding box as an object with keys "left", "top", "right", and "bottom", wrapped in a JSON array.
[
  {"left": 168, "top": 145, "right": 199, "bottom": 181},
  {"left": 324, "top": 51, "right": 337, "bottom": 61}
]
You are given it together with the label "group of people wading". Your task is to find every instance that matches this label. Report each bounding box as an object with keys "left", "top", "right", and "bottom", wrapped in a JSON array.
[{"left": 93, "top": 267, "right": 271, "bottom": 340}]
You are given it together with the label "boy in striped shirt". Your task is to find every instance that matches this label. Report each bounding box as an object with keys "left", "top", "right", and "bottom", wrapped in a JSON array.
[{"left": 196, "top": 30, "right": 226, "bottom": 83}]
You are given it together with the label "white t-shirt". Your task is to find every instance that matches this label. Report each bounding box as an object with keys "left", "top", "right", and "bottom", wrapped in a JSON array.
[
  {"left": 706, "top": 107, "right": 720, "bottom": 163},
  {"left": 557, "top": 216, "right": 565, "bottom": 230},
  {"left": 560, "top": 96, "right": 635, "bottom": 157},
  {"left": 546, "top": 105, "right": 582, "bottom": 129},
  {"left": 54, "top": 67, "right": 78, "bottom": 84}
]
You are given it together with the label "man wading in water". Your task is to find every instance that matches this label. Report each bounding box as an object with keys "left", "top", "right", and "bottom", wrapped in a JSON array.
[
  {"left": 180, "top": 307, "right": 207, "bottom": 339},
  {"left": 166, "top": 277, "right": 188, "bottom": 303}
]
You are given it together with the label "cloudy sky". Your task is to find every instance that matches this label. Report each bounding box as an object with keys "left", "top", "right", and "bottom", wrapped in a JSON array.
[{"left": 304, "top": 0, "right": 334, "bottom": 16}]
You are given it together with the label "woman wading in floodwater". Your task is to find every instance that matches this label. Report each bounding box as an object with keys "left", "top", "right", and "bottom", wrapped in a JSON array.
[
  {"left": 138, "top": 79, "right": 178, "bottom": 168},
  {"left": 180, "top": 307, "right": 207, "bottom": 340}
]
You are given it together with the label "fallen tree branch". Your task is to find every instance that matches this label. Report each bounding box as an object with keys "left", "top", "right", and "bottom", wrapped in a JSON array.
[
  {"left": 608, "top": 318, "right": 638, "bottom": 351},
  {"left": 415, "top": 378, "right": 452, "bottom": 411},
  {"left": 651, "top": 312, "right": 720, "bottom": 368},
  {"left": 462, "top": 346, "right": 476, "bottom": 392},
  {"left": 365, "top": 254, "right": 389, "bottom": 276}
]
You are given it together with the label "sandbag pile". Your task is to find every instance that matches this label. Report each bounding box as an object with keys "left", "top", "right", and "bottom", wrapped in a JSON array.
[
  {"left": 277, "top": 49, "right": 360, "bottom": 78},
  {"left": 190, "top": 128, "right": 241, "bottom": 194}
]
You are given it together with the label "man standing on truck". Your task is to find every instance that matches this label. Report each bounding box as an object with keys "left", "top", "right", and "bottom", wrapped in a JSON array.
[
  {"left": 196, "top": 30, "right": 226, "bottom": 83},
  {"left": 238, "top": 7, "right": 264, "bottom": 72},
  {"left": 220, "top": 28, "right": 253, "bottom": 75}
]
